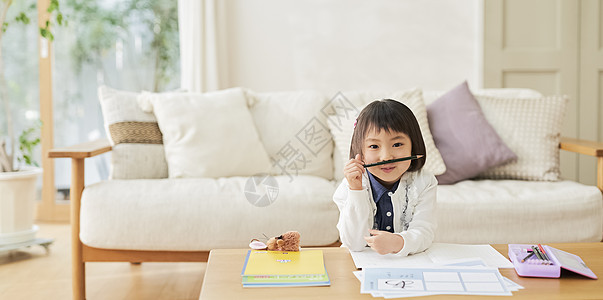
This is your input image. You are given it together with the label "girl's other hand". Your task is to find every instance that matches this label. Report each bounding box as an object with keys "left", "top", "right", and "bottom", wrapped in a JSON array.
[
  {"left": 344, "top": 154, "right": 364, "bottom": 190},
  {"left": 364, "top": 229, "right": 404, "bottom": 254}
]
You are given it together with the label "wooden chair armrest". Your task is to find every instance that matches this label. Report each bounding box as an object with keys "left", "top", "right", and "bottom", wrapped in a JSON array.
[
  {"left": 560, "top": 137, "right": 603, "bottom": 157},
  {"left": 48, "top": 138, "right": 112, "bottom": 159},
  {"left": 560, "top": 137, "right": 603, "bottom": 192}
]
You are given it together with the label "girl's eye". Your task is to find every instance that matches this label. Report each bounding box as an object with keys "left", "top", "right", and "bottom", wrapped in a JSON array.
[
  {"left": 368, "top": 145, "right": 379, "bottom": 149},
  {"left": 393, "top": 143, "right": 403, "bottom": 147}
]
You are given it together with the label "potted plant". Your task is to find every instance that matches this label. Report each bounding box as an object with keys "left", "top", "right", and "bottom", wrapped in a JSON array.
[
  {"left": 0, "top": 0, "right": 62, "bottom": 246},
  {"left": 0, "top": 123, "right": 42, "bottom": 245}
]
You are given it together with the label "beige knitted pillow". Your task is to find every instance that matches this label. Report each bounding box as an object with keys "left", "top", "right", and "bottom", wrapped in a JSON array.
[{"left": 98, "top": 86, "right": 168, "bottom": 179}]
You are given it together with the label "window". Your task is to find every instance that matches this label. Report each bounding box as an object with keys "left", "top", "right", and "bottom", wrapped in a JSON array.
[
  {"left": 52, "top": 0, "right": 180, "bottom": 194},
  {"left": 1, "top": 1, "right": 40, "bottom": 171}
]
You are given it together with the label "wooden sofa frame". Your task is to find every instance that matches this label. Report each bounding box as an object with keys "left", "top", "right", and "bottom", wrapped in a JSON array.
[{"left": 49, "top": 137, "right": 603, "bottom": 299}]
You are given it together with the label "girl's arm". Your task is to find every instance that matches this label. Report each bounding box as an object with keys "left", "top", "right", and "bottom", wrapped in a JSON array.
[
  {"left": 394, "top": 172, "right": 438, "bottom": 256},
  {"left": 333, "top": 179, "right": 373, "bottom": 251}
]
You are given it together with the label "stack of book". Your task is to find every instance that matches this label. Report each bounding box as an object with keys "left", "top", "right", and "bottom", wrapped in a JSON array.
[{"left": 241, "top": 249, "right": 330, "bottom": 287}]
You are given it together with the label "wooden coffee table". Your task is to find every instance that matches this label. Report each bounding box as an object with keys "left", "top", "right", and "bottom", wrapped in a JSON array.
[{"left": 199, "top": 243, "right": 603, "bottom": 299}]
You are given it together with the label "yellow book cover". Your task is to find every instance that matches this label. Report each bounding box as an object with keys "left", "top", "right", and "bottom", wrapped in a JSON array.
[{"left": 241, "top": 250, "right": 326, "bottom": 276}]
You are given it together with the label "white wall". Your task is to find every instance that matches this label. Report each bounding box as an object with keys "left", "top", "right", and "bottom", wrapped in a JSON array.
[{"left": 221, "top": 0, "right": 481, "bottom": 93}]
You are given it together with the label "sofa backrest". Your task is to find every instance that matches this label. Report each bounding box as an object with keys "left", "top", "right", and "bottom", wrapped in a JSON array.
[
  {"left": 99, "top": 86, "right": 546, "bottom": 182},
  {"left": 99, "top": 87, "right": 337, "bottom": 180}
]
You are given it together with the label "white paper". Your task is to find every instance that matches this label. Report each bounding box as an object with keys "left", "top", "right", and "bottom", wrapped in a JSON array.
[
  {"left": 349, "top": 247, "right": 433, "bottom": 269},
  {"left": 440, "top": 257, "right": 487, "bottom": 267},
  {"left": 348, "top": 243, "right": 513, "bottom": 270},
  {"left": 425, "top": 281, "right": 464, "bottom": 291},
  {"left": 464, "top": 282, "right": 505, "bottom": 292},
  {"left": 460, "top": 272, "right": 499, "bottom": 282},
  {"left": 502, "top": 277, "right": 524, "bottom": 291},
  {"left": 425, "top": 243, "right": 514, "bottom": 268},
  {"left": 423, "top": 272, "right": 460, "bottom": 281}
]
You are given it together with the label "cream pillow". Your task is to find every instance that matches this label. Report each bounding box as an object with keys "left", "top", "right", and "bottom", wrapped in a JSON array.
[
  {"left": 328, "top": 88, "right": 446, "bottom": 182},
  {"left": 247, "top": 90, "right": 334, "bottom": 180},
  {"left": 475, "top": 95, "right": 568, "bottom": 181},
  {"left": 138, "top": 88, "right": 272, "bottom": 178}
]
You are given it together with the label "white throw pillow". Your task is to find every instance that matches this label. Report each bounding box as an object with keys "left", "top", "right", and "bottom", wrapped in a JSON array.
[
  {"left": 138, "top": 88, "right": 272, "bottom": 178},
  {"left": 247, "top": 90, "right": 334, "bottom": 180},
  {"left": 474, "top": 95, "right": 568, "bottom": 181},
  {"left": 98, "top": 86, "right": 168, "bottom": 179},
  {"left": 328, "top": 88, "right": 446, "bottom": 182}
]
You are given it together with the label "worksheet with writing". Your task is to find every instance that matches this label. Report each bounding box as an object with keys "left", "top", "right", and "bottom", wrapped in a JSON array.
[{"left": 361, "top": 266, "right": 511, "bottom": 296}]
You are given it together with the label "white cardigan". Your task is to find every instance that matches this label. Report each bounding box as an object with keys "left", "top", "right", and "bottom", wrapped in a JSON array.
[{"left": 333, "top": 168, "right": 438, "bottom": 256}]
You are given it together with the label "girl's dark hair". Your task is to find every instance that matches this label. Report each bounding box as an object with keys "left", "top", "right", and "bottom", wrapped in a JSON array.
[{"left": 349, "top": 99, "right": 426, "bottom": 172}]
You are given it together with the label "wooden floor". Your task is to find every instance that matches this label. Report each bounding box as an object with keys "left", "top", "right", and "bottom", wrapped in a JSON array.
[{"left": 0, "top": 222, "right": 206, "bottom": 299}]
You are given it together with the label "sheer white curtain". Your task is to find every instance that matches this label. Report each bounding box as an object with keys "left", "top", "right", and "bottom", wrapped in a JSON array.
[{"left": 178, "top": 0, "right": 221, "bottom": 92}]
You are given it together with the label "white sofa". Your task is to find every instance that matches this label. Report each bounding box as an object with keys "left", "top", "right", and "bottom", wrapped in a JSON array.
[{"left": 50, "top": 86, "right": 603, "bottom": 299}]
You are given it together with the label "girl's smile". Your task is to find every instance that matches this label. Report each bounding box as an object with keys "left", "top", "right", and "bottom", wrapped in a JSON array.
[{"left": 380, "top": 165, "right": 396, "bottom": 173}]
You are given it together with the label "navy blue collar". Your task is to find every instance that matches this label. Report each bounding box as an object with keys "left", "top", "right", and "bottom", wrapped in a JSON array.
[{"left": 367, "top": 171, "right": 400, "bottom": 203}]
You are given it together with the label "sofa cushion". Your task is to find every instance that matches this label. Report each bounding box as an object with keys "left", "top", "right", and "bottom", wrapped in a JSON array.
[
  {"left": 474, "top": 95, "right": 568, "bottom": 181},
  {"left": 329, "top": 88, "right": 446, "bottom": 182},
  {"left": 79, "top": 176, "right": 340, "bottom": 250},
  {"left": 98, "top": 86, "right": 168, "bottom": 179},
  {"left": 247, "top": 90, "right": 334, "bottom": 180},
  {"left": 434, "top": 180, "right": 603, "bottom": 244},
  {"left": 138, "top": 88, "right": 272, "bottom": 178},
  {"left": 427, "top": 82, "right": 517, "bottom": 184}
]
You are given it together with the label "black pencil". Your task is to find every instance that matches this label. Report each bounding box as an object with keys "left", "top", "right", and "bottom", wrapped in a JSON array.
[
  {"left": 537, "top": 244, "right": 550, "bottom": 261},
  {"left": 531, "top": 246, "right": 544, "bottom": 260},
  {"left": 521, "top": 251, "right": 535, "bottom": 263},
  {"left": 363, "top": 155, "right": 424, "bottom": 168}
]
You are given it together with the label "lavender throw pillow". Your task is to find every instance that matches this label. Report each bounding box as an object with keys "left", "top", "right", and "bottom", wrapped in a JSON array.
[{"left": 427, "top": 81, "right": 517, "bottom": 184}]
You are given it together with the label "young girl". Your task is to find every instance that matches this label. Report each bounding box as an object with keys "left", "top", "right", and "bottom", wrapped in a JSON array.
[{"left": 333, "top": 99, "right": 437, "bottom": 256}]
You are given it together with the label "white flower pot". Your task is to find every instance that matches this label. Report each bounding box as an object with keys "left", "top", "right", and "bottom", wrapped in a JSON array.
[{"left": 0, "top": 167, "right": 42, "bottom": 245}]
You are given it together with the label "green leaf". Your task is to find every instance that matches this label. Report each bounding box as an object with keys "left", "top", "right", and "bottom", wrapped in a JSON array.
[
  {"left": 21, "top": 12, "right": 30, "bottom": 24},
  {"left": 40, "top": 28, "right": 54, "bottom": 41},
  {"left": 48, "top": 0, "right": 59, "bottom": 13},
  {"left": 57, "top": 13, "right": 63, "bottom": 25},
  {"left": 17, "top": 123, "right": 42, "bottom": 168}
]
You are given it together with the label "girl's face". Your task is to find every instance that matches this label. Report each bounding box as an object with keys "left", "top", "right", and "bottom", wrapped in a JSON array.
[{"left": 363, "top": 128, "right": 412, "bottom": 189}]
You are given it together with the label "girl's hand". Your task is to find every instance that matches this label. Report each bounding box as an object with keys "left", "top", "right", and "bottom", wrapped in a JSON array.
[
  {"left": 344, "top": 154, "right": 364, "bottom": 190},
  {"left": 364, "top": 229, "right": 404, "bottom": 254}
]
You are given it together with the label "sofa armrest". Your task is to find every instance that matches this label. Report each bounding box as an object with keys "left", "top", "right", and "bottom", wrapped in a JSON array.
[
  {"left": 48, "top": 138, "right": 112, "bottom": 159},
  {"left": 560, "top": 136, "right": 603, "bottom": 192},
  {"left": 48, "top": 138, "right": 112, "bottom": 291},
  {"left": 47, "top": 137, "right": 112, "bottom": 220}
]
